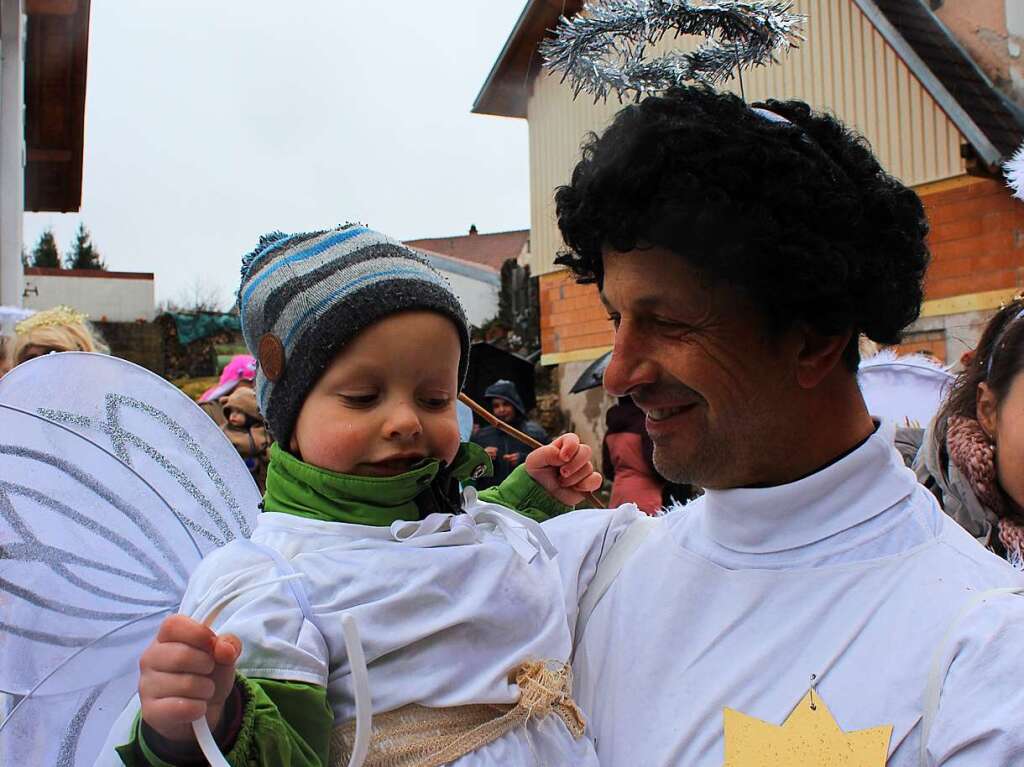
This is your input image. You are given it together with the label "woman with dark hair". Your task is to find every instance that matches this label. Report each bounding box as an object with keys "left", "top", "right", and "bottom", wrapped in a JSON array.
[{"left": 914, "top": 296, "right": 1024, "bottom": 565}]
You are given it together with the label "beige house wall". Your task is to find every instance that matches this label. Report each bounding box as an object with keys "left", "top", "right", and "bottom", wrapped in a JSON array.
[{"left": 526, "top": 0, "right": 968, "bottom": 276}]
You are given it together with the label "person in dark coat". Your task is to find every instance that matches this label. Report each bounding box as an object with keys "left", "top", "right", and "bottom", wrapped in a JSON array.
[{"left": 471, "top": 379, "right": 548, "bottom": 489}]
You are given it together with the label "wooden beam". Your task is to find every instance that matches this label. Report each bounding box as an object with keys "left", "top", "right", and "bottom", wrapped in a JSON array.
[
  {"left": 25, "top": 0, "right": 77, "bottom": 14},
  {"left": 23, "top": 0, "right": 90, "bottom": 212}
]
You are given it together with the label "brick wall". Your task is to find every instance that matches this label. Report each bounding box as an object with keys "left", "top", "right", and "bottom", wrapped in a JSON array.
[
  {"left": 897, "top": 329, "right": 947, "bottom": 363},
  {"left": 540, "top": 271, "right": 613, "bottom": 357},
  {"left": 922, "top": 177, "right": 1024, "bottom": 300}
]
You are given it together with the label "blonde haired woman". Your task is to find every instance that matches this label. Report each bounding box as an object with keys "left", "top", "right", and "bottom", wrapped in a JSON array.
[{"left": 13, "top": 305, "right": 109, "bottom": 365}]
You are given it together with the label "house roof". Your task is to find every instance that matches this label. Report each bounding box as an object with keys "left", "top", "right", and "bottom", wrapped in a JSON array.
[
  {"left": 411, "top": 247, "right": 501, "bottom": 286},
  {"left": 404, "top": 228, "right": 528, "bottom": 272},
  {"left": 24, "top": 0, "right": 92, "bottom": 212},
  {"left": 474, "top": 0, "right": 1024, "bottom": 169}
]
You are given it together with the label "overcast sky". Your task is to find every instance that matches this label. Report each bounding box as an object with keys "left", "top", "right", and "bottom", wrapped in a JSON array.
[{"left": 24, "top": 1, "right": 532, "bottom": 308}]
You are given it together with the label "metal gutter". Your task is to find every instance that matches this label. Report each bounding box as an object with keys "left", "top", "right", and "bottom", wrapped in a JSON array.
[{"left": 851, "top": 0, "right": 1003, "bottom": 168}]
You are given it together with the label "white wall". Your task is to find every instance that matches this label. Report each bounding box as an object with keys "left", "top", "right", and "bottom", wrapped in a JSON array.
[
  {"left": 435, "top": 267, "right": 499, "bottom": 327},
  {"left": 23, "top": 272, "right": 155, "bottom": 322}
]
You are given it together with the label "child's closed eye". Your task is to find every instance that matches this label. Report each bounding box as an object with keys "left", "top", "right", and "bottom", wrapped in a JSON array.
[
  {"left": 339, "top": 392, "right": 378, "bottom": 407},
  {"left": 419, "top": 395, "right": 451, "bottom": 410}
]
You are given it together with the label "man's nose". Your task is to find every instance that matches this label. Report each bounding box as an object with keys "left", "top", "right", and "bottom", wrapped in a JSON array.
[{"left": 603, "top": 322, "right": 657, "bottom": 397}]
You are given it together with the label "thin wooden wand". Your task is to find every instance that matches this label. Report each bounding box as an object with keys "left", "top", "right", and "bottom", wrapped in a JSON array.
[{"left": 458, "top": 392, "right": 605, "bottom": 508}]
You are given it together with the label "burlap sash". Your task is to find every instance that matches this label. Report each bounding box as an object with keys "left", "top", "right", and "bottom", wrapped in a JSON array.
[{"left": 330, "top": 661, "right": 586, "bottom": 767}]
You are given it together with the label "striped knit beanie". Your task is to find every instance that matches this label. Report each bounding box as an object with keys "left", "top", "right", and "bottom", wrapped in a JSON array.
[{"left": 238, "top": 224, "right": 471, "bottom": 445}]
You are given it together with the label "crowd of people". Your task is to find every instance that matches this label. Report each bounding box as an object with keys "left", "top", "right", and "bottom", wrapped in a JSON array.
[{"left": 3, "top": 86, "right": 1024, "bottom": 767}]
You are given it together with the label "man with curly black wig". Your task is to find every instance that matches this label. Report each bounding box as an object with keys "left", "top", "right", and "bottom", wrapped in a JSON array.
[{"left": 544, "top": 87, "right": 1024, "bottom": 766}]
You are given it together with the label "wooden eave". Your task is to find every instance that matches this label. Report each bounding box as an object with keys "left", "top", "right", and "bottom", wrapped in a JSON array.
[
  {"left": 23, "top": 0, "right": 91, "bottom": 212},
  {"left": 472, "top": 0, "right": 582, "bottom": 119}
]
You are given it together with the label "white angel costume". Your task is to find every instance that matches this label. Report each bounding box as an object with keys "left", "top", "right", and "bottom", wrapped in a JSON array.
[{"left": 548, "top": 421, "right": 1024, "bottom": 766}]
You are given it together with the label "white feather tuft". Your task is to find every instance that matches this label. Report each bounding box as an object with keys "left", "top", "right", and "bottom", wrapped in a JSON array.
[
  {"left": 1004, "top": 142, "right": 1024, "bottom": 202},
  {"left": 859, "top": 349, "right": 950, "bottom": 375}
]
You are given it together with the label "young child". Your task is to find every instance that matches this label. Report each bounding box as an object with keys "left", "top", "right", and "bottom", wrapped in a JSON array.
[
  {"left": 220, "top": 385, "right": 271, "bottom": 492},
  {"left": 116, "top": 225, "right": 602, "bottom": 766}
]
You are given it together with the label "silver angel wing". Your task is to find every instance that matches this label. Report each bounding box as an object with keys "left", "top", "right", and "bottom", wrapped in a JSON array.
[
  {"left": 0, "top": 352, "right": 259, "bottom": 551},
  {"left": 0, "top": 353, "right": 262, "bottom": 765}
]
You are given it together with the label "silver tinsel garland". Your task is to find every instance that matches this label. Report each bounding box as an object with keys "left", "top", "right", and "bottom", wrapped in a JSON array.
[{"left": 540, "top": 0, "right": 805, "bottom": 101}]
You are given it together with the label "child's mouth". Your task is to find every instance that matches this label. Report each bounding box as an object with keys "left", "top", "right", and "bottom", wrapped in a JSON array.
[{"left": 360, "top": 455, "right": 428, "bottom": 477}]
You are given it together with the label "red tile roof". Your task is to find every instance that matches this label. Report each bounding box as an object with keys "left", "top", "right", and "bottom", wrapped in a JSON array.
[{"left": 404, "top": 228, "right": 528, "bottom": 272}]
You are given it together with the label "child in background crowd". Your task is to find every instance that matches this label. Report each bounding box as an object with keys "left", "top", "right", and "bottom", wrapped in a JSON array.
[
  {"left": 115, "top": 225, "right": 603, "bottom": 767},
  {"left": 220, "top": 385, "right": 272, "bottom": 492}
]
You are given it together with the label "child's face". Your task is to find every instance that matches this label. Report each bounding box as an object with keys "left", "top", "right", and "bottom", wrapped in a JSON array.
[
  {"left": 227, "top": 410, "right": 248, "bottom": 428},
  {"left": 290, "top": 311, "right": 462, "bottom": 477}
]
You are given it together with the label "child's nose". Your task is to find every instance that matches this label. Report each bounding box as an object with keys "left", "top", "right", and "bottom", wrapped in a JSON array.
[{"left": 384, "top": 403, "right": 423, "bottom": 440}]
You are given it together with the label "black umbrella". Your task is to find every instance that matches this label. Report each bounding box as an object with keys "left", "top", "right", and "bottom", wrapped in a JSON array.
[
  {"left": 464, "top": 342, "right": 536, "bottom": 412},
  {"left": 569, "top": 351, "right": 611, "bottom": 393}
]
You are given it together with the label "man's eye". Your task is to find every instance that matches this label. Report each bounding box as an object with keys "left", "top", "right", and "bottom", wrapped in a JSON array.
[{"left": 421, "top": 397, "right": 450, "bottom": 410}]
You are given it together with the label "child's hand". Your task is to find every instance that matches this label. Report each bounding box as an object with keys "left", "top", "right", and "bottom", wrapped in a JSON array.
[
  {"left": 139, "top": 614, "right": 241, "bottom": 743},
  {"left": 524, "top": 432, "right": 603, "bottom": 506}
]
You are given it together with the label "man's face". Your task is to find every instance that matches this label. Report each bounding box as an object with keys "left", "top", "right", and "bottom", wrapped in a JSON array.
[
  {"left": 600, "top": 247, "right": 797, "bottom": 489},
  {"left": 491, "top": 398, "right": 516, "bottom": 422}
]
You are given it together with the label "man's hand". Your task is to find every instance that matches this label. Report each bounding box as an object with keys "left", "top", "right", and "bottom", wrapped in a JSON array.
[
  {"left": 502, "top": 452, "right": 522, "bottom": 466},
  {"left": 524, "top": 432, "right": 602, "bottom": 506},
  {"left": 484, "top": 446, "right": 498, "bottom": 460},
  {"left": 139, "top": 614, "right": 242, "bottom": 744}
]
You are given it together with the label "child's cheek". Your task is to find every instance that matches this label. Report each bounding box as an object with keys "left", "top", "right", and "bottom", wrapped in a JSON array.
[{"left": 437, "top": 417, "right": 462, "bottom": 464}]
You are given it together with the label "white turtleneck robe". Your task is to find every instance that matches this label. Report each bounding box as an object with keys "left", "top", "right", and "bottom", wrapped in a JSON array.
[{"left": 545, "top": 424, "right": 1024, "bottom": 766}]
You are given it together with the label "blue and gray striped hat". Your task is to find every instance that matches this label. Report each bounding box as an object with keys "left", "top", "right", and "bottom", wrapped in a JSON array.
[{"left": 238, "top": 224, "right": 470, "bottom": 444}]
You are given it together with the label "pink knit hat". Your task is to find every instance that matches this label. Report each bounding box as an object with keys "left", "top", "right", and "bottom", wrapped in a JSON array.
[{"left": 198, "top": 355, "right": 257, "bottom": 403}]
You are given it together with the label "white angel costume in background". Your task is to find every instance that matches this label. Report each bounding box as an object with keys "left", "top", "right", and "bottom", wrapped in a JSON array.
[
  {"left": 857, "top": 350, "right": 954, "bottom": 429},
  {"left": 548, "top": 422, "right": 1024, "bottom": 766}
]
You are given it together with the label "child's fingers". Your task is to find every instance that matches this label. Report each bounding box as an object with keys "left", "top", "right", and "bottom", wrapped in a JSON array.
[
  {"left": 210, "top": 635, "right": 241, "bottom": 703},
  {"left": 560, "top": 461, "right": 596, "bottom": 487},
  {"left": 525, "top": 443, "right": 561, "bottom": 470},
  {"left": 140, "top": 670, "right": 216, "bottom": 703},
  {"left": 143, "top": 642, "right": 217, "bottom": 675},
  {"left": 213, "top": 634, "right": 242, "bottom": 666},
  {"left": 157, "top": 614, "right": 217, "bottom": 651},
  {"left": 557, "top": 433, "right": 581, "bottom": 462},
  {"left": 573, "top": 471, "right": 604, "bottom": 494},
  {"left": 143, "top": 696, "right": 209, "bottom": 727},
  {"left": 558, "top": 443, "right": 592, "bottom": 479}
]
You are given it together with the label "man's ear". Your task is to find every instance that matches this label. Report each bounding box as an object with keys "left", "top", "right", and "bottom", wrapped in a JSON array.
[
  {"left": 794, "top": 326, "right": 853, "bottom": 389},
  {"left": 976, "top": 382, "right": 998, "bottom": 441}
]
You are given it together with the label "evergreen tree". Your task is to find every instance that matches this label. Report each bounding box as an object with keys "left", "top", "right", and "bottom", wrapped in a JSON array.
[
  {"left": 30, "top": 229, "right": 61, "bottom": 268},
  {"left": 65, "top": 223, "right": 105, "bottom": 270}
]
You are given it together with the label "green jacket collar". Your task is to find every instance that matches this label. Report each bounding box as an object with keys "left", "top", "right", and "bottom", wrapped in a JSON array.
[{"left": 262, "top": 442, "right": 491, "bottom": 526}]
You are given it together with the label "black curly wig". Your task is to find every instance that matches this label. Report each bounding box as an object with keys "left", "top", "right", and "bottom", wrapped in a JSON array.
[{"left": 554, "top": 86, "right": 930, "bottom": 370}]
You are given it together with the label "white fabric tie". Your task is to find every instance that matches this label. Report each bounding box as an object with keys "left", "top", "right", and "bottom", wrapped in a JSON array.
[{"left": 387, "top": 491, "right": 557, "bottom": 564}]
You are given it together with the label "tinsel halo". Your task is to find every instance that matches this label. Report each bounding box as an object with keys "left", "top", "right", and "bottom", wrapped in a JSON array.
[
  {"left": 14, "top": 304, "right": 89, "bottom": 335},
  {"left": 1004, "top": 141, "right": 1024, "bottom": 202},
  {"left": 540, "top": 0, "right": 805, "bottom": 101}
]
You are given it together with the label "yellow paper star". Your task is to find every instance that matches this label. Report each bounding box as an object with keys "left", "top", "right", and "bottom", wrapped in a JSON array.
[{"left": 722, "top": 690, "right": 892, "bottom": 766}]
